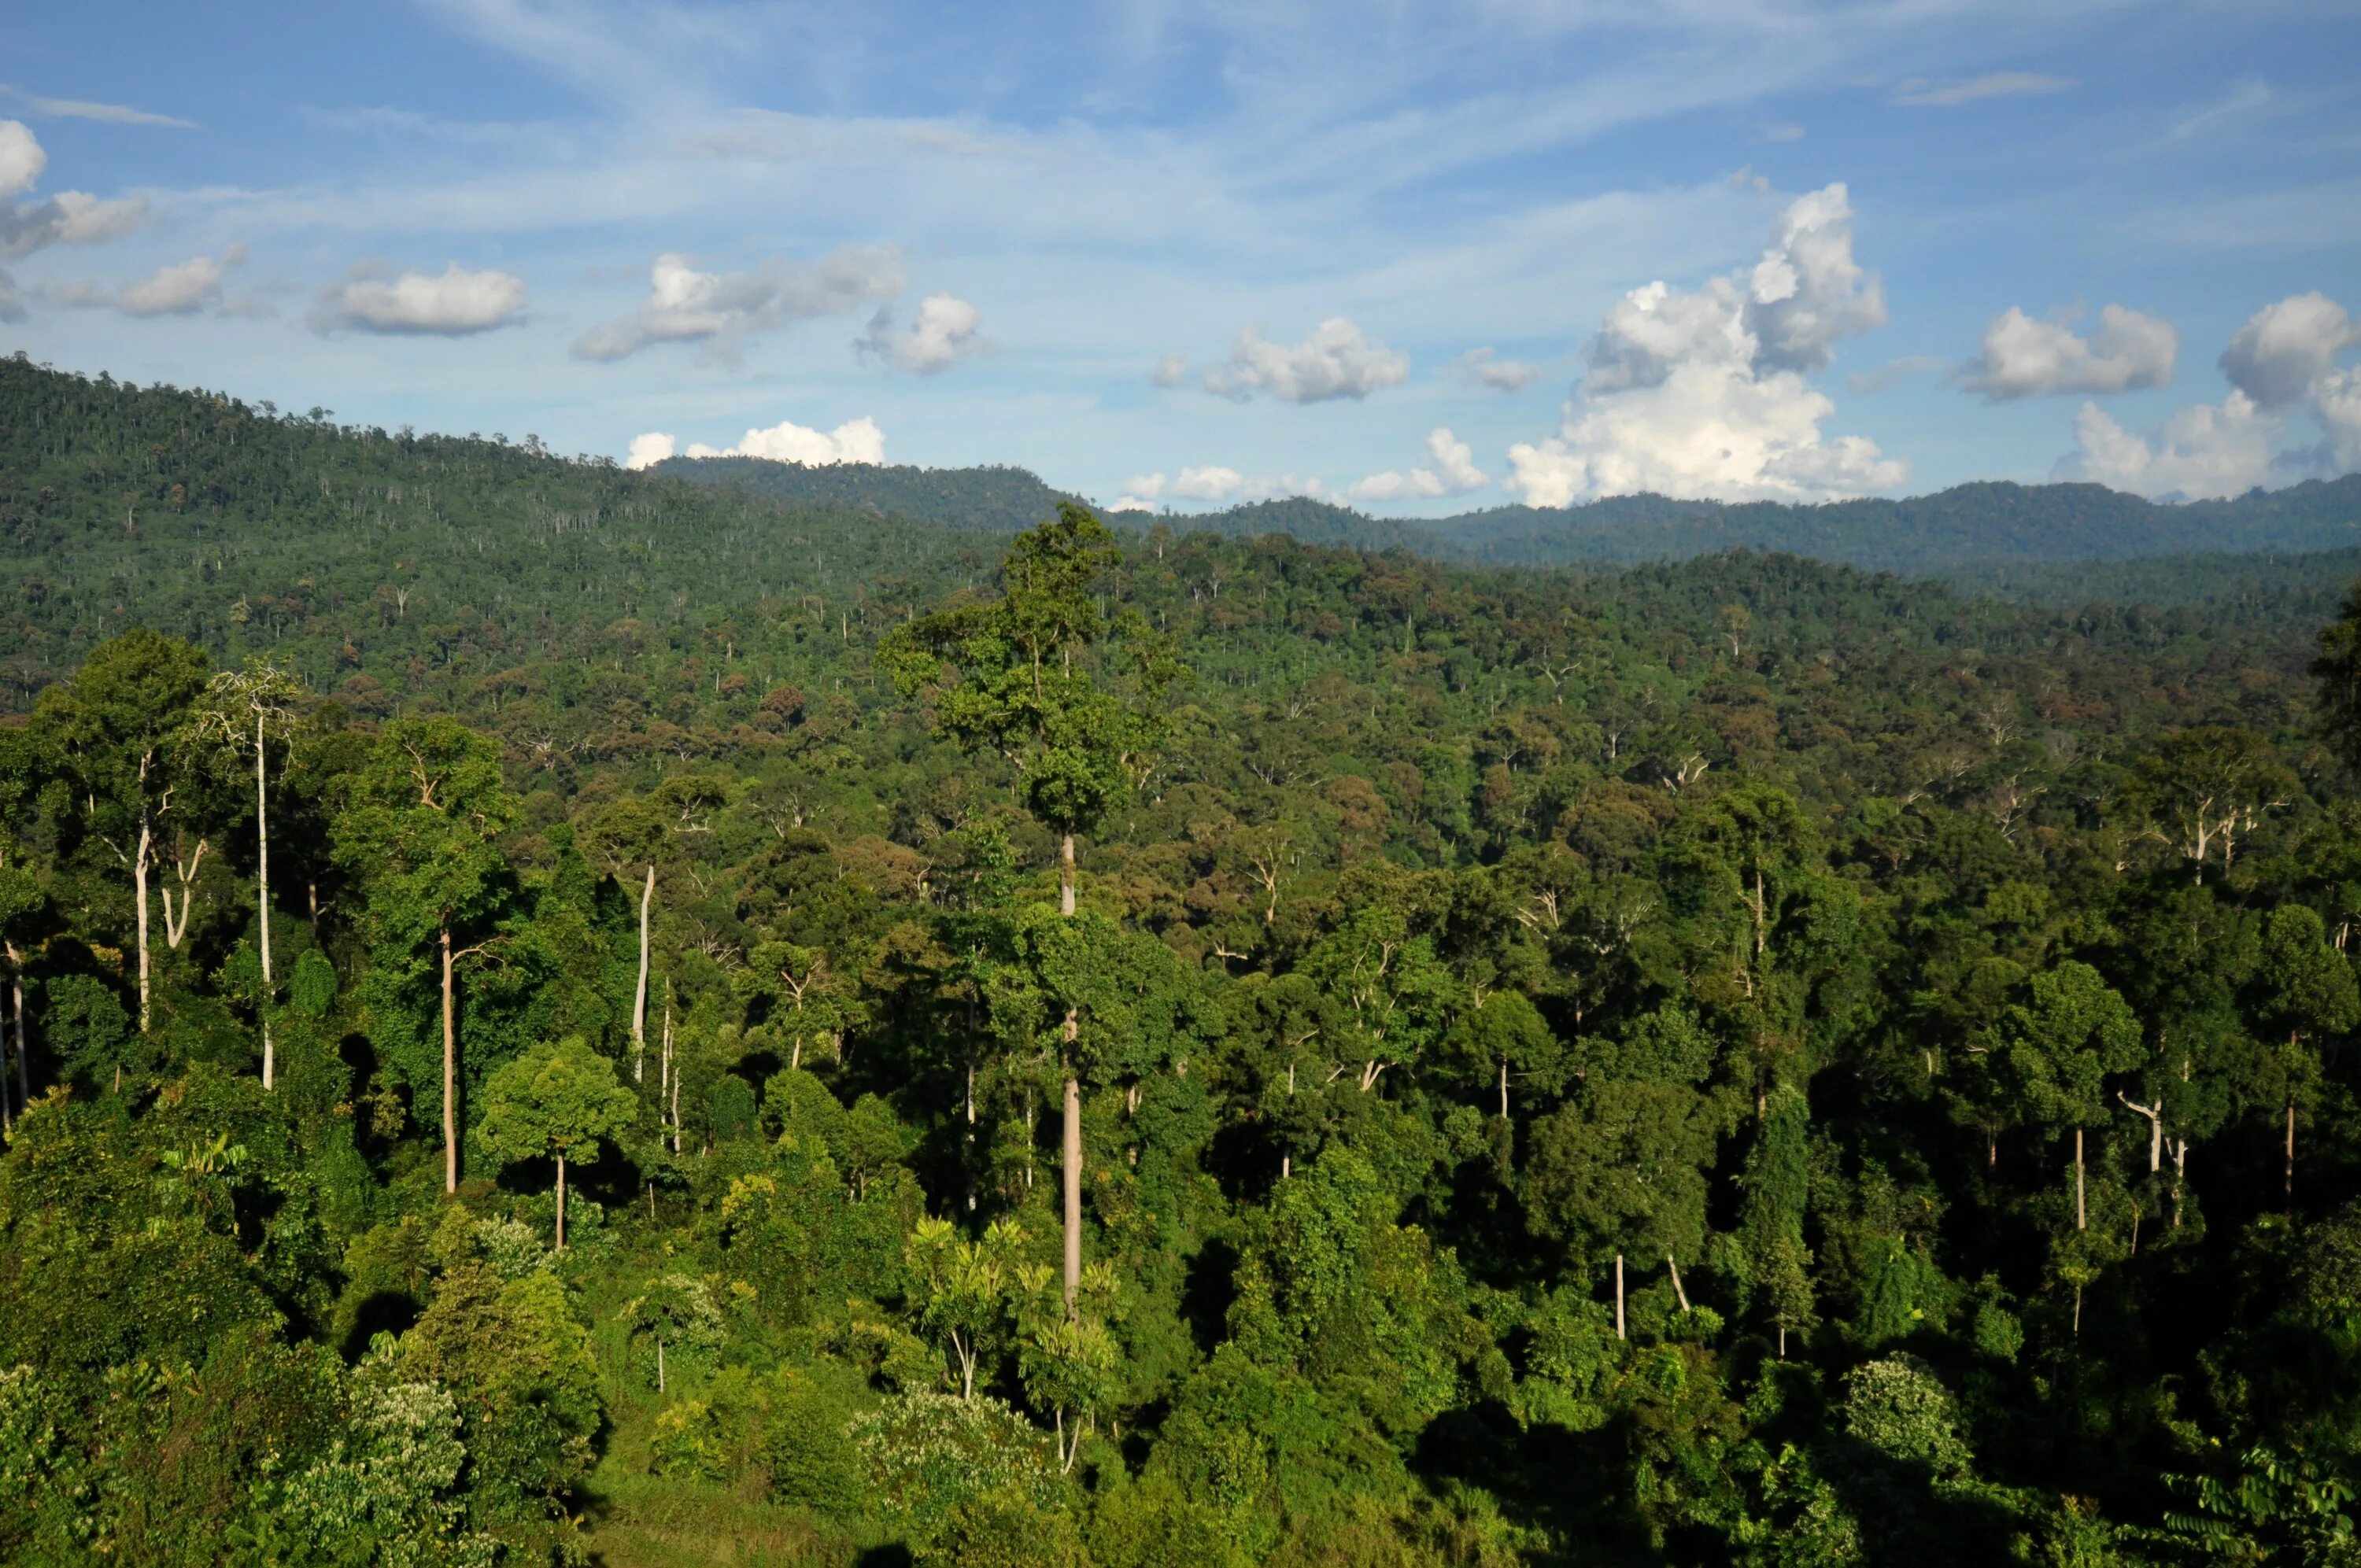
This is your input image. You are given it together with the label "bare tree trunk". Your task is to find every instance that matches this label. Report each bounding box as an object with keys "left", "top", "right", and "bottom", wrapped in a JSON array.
[
  {"left": 1063, "top": 1068, "right": 1082, "bottom": 1318},
  {"left": 2285, "top": 1099, "right": 2296, "bottom": 1202},
  {"left": 9, "top": 961, "right": 26, "bottom": 1110},
  {"left": 1499, "top": 1059, "right": 1509, "bottom": 1120},
  {"left": 1615, "top": 1254, "right": 1627, "bottom": 1341},
  {"left": 1667, "top": 1253, "right": 1691, "bottom": 1312},
  {"left": 1060, "top": 827, "right": 1082, "bottom": 1317},
  {"left": 442, "top": 923, "right": 458, "bottom": 1194},
  {"left": 555, "top": 1153, "right": 567, "bottom": 1251},
  {"left": 633, "top": 865, "right": 652, "bottom": 1083},
  {"left": 2075, "top": 1126, "right": 2086, "bottom": 1231},
  {"left": 2171, "top": 1137, "right": 2187, "bottom": 1228},
  {"left": 135, "top": 814, "right": 153, "bottom": 1034},
  {"left": 657, "top": 1338, "right": 665, "bottom": 1393},
  {"left": 257, "top": 714, "right": 274, "bottom": 1091}
]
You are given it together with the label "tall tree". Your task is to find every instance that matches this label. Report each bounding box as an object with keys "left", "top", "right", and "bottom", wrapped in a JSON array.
[
  {"left": 2002, "top": 961, "right": 2143, "bottom": 1232},
  {"left": 35, "top": 631, "right": 210, "bottom": 1035},
  {"left": 193, "top": 659, "right": 305, "bottom": 1090},
  {"left": 881, "top": 504, "right": 1175, "bottom": 1316},
  {"left": 2252, "top": 905, "right": 2360, "bottom": 1201},
  {"left": 332, "top": 717, "right": 519, "bottom": 1194}
]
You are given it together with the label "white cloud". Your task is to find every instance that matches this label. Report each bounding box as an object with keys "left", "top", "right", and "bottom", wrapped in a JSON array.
[
  {"left": 857, "top": 292, "right": 982, "bottom": 374},
  {"left": 627, "top": 415, "right": 885, "bottom": 470},
  {"left": 2057, "top": 393, "right": 2277, "bottom": 500},
  {"left": 1746, "top": 183, "right": 1887, "bottom": 372},
  {"left": 1113, "top": 466, "right": 1329, "bottom": 506},
  {"left": 1846, "top": 354, "right": 1944, "bottom": 394},
  {"left": 2, "top": 87, "right": 195, "bottom": 129},
  {"left": 1889, "top": 72, "right": 2074, "bottom": 108},
  {"left": 1200, "top": 317, "right": 1409, "bottom": 403},
  {"left": 57, "top": 243, "right": 248, "bottom": 316},
  {"left": 1149, "top": 351, "right": 1189, "bottom": 388},
  {"left": 1348, "top": 427, "right": 1490, "bottom": 503},
  {"left": 2219, "top": 291, "right": 2359, "bottom": 409},
  {"left": 1960, "top": 304, "right": 2176, "bottom": 399},
  {"left": 1761, "top": 124, "right": 1805, "bottom": 143},
  {"left": 2315, "top": 370, "right": 2361, "bottom": 475},
  {"left": 316, "top": 261, "right": 528, "bottom": 335},
  {"left": 575, "top": 247, "right": 902, "bottom": 361},
  {"left": 1453, "top": 347, "right": 1543, "bottom": 393},
  {"left": 625, "top": 432, "right": 678, "bottom": 470},
  {"left": 0, "top": 120, "right": 146, "bottom": 260},
  {"left": 0, "top": 120, "right": 41, "bottom": 200},
  {"left": 1506, "top": 183, "right": 1902, "bottom": 506}
]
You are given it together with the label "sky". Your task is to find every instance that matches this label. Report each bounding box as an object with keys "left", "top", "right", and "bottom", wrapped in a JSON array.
[{"left": 2, "top": 0, "right": 2358, "bottom": 515}]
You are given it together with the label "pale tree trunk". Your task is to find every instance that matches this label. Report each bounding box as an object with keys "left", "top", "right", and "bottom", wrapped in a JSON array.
[
  {"left": 257, "top": 714, "right": 274, "bottom": 1091},
  {"left": 9, "top": 959, "right": 26, "bottom": 1110},
  {"left": 555, "top": 1153, "right": 567, "bottom": 1251},
  {"left": 657, "top": 1339, "right": 665, "bottom": 1393},
  {"left": 2075, "top": 1126, "right": 2086, "bottom": 1231},
  {"left": 2119, "top": 1093, "right": 2163, "bottom": 1173},
  {"left": 1499, "top": 1059, "right": 1509, "bottom": 1120},
  {"left": 1062, "top": 1068, "right": 1082, "bottom": 1318},
  {"left": 1059, "top": 828, "right": 1082, "bottom": 1319},
  {"left": 1667, "top": 1254, "right": 1691, "bottom": 1312},
  {"left": 1615, "top": 1254, "right": 1627, "bottom": 1341},
  {"left": 134, "top": 813, "right": 153, "bottom": 1034},
  {"left": 442, "top": 924, "right": 459, "bottom": 1194},
  {"left": 2171, "top": 1137, "right": 2188, "bottom": 1228},
  {"left": 2285, "top": 1099, "right": 2296, "bottom": 1202},
  {"left": 633, "top": 865, "right": 652, "bottom": 1083}
]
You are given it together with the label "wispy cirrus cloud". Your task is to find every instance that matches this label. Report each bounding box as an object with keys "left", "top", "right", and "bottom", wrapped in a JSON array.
[{"left": 1889, "top": 72, "right": 2073, "bottom": 107}]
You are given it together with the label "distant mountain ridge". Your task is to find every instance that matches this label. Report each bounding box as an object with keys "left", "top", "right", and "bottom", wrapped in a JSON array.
[{"left": 667, "top": 454, "right": 2361, "bottom": 577}]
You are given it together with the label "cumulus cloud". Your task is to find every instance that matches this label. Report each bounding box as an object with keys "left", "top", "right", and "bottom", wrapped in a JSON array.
[
  {"left": 57, "top": 243, "right": 249, "bottom": 316},
  {"left": 0, "top": 119, "right": 146, "bottom": 261},
  {"left": 1200, "top": 318, "right": 1409, "bottom": 403},
  {"left": 1453, "top": 347, "right": 1543, "bottom": 393},
  {"left": 1888, "top": 72, "right": 2074, "bottom": 107},
  {"left": 2219, "top": 292, "right": 2359, "bottom": 409},
  {"left": 1960, "top": 304, "right": 2177, "bottom": 400},
  {"left": 1149, "top": 351, "right": 1189, "bottom": 388},
  {"left": 1348, "top": 428, "right": 1491, "bottom": 502},
  {"left": 1113, "top": 467, "right": 1330, "bottom": 507},
  {"left": 1506, "top": 183, "right": 1904, "bottom": 506},
  {"left": 2052, "top": 290, "right": 2361, "bottom": 496},
  {"left": 314, "top": 262, "right": 528, "bottom": 335},
  {"left": 858, "top": 292, "right": 983, "bottom": 374},
  {"left": 624, "top": 415, "right": 885, "bottom": 470},
  {"left": 576, "top": 247, "right": 902, "bottom": 361},
  {"left": 2058, "top": 393, "right": 2276, "bottom": 500}
]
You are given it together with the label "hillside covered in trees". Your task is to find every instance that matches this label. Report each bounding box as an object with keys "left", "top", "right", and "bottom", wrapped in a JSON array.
[
  {"left": 655, "top": 445, "right": 2361, "bottom": 578},
  {"left": 2, "top": 356, "right": 2361, "bottom": 1566}
]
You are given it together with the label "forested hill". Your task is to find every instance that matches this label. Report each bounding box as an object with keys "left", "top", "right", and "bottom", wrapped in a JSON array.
[
  {"left": 10, "top": 351, "right": 2361, "bottom": 1564},
  {"left": 662, "top": 446, "right": 2361, "bottom": 576}
]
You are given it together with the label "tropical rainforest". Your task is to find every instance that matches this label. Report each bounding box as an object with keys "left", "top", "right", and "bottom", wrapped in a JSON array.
[{"left": 2, "top": 353, "right": 2361, "bottom": 1566}]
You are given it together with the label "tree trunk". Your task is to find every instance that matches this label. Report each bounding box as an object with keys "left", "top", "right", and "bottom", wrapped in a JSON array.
[
  {"left": 1498, "top": 1059, "right": 1509, "bottom": 1120},
  {"left": 657, "top": 1337, "right": 665, "bottom": 1393},
  {"left": 9, "top": 962, "right": 26, "bottom": 1110},
  {"left": 441, "top": 923, "right": 458, "bottom": 1194},
  {"left": 2075, "top": 1126, "right": 2086, "bottom": 1231},
  {"left": 1060, "top": 832, "right": 1076, "bottom": 917},
  {"left": 633, "top": 865, "right": 653, "bottom": 1083},
  {"left": 2285, "top": 1098, "right": 2296, "bottom": 1202},
  {"left": 2171, "top": 1137, "right": 2187, "bottom": 1228},
  {"left": 1615, "top": 1254, "right": 1627, "bottom": 1341},
  {"left": 555, "top": 1153, "right": 567, "bottom": 1251},
  {"left": 135, "top": 813, "right": 153, "bottom": 1034},
  {"left": 1666, "top": 1253, "right": 1691, "bottom": 1312},
  {"left": 257, "top": 714, "right": 275, "bottom": 1091},
  {"left": 1062, "top": 1069, "right": 1082, "bottom": 1318}
]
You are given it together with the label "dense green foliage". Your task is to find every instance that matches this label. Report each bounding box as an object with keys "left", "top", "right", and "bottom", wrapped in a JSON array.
[
  {"left": 657, "top": 447, "right": 2361, "bottom": 575},
  {"left": 4, "top": 355, "right": 2361, "bottom": 1565}
]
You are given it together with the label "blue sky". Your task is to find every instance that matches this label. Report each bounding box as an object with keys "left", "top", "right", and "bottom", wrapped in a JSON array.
[{"left": 2, "top": 0, "right": 2357, "bottom": 513}]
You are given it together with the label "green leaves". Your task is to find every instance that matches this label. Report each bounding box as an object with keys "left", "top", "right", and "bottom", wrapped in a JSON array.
[{"left": 476, "top": 1035, "right": 634, "bottom": 1170}]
